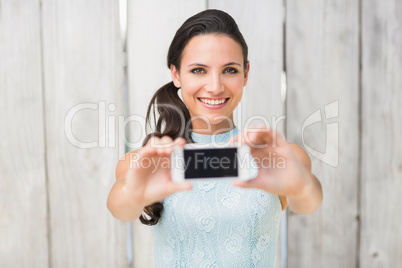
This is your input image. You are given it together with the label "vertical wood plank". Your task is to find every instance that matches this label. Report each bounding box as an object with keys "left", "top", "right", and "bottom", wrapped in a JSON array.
[
  {"left": 360, "top": 0, "right": 402, "bottom": 266},
  {"left": 208, "top": 1, "right": 284, "bottom": 134},
  {"left": 286, "top": 1, "right": 360, "bottom": 267},
  {"left": 0, "top": 1, "right": 49, "bottom": 267},
  {"left": 127, "top": 2, "right": 206, "bottom": 266},
  {"left": 208, "top": 1, "right": 284, "bottom": 267},
  {"left": 41, "top": 0, "right": 127, "bottom": 267}
]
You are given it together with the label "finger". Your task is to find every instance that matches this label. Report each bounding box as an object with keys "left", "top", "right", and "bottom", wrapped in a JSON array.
[
  {"left": 156, "top": 136, "right": 174, "bottom": 155},
  {"left": 164, "top": 136, "right": 173, "bottom": 141},
  {"left": 157, "top": 136, "right": 188, "bottom": 152},
  {"left": 145, "top": 136, "right": 158, "bottom": 148},
  {"left": 254, "top": 128, "right": 279, "bottom": 148},
  {"left": 160, "top": 136, "right": 173, "bottom": 145},
  {"left": 243, "top": 128, "right": 270, "bottom": 149},
  {"left": 147, "top": 136, "right": 168, "bottom": 155},
  {"left": 163, "top": 137, "right": 187, "bottom": 156},
  {"left": 148, "top": 136, "right": 171, "bottom": 146},
  {"left": 153, "top": 136, "right": 173, "bottom": 148},
  {"left": 256, "top": 127, "right": 286, "bottom": 148},
  {"left": 138, "top": 144, "right": 159, "bottom": 158},
  {"left": 149, "top": 136, "right": 175, "bottom": 157},
  {"left": 133, "top": 146, "right": 167, "bottom": 173},
  {"left": 244, "top": 127, "right": 288, "bottom": 150},
  {"left": 233, "top": 128, "right": 249, "bottom": 145},
  {"left": 273, "top": 131, "right": 287, "bottom": 147},
  {"left": 174, "top": 137, "right": 187, "bottom": 147},
  {"left": 228, "top": 134, "right": 239, "bottom": 144},
  {"left": 247, "top": 147, "right": 268, "bottom": 163}
]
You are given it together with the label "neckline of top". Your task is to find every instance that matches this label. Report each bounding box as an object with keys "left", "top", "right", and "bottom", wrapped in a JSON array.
[{"left": 190, "top": 126, "right": 239, "bottom": 144}]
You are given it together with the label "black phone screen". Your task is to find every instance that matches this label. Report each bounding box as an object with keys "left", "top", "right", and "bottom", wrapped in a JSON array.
[{"left": 183, "top": 148, "right": 238, "bottom": 179}]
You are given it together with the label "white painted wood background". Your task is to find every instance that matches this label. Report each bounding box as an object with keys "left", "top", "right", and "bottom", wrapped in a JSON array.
[
  {"left": 286, "top": 1, "right": 360, "bottom": 267},
  {"left": 1, "top": 0, "right": 401, "bottom": 267}
]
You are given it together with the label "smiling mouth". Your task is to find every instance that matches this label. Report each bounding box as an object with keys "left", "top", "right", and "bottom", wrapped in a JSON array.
[{"left": 197, "top": 98, "right": 229, "bottom": 105}]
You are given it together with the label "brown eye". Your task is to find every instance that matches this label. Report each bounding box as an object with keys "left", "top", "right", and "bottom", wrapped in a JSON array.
[
  {"left": 191, "top": 68, "right": 205, "bottom": 74},
  {"left": 224, "top": 67, "right": 238, "bottom": 74}
]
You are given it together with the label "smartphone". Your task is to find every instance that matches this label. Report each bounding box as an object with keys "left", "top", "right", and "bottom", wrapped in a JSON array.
[{"left": 171, "top": 143, "right": 252, "bottom": 182}]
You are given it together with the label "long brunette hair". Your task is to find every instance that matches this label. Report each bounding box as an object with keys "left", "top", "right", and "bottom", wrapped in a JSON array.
[{"left": 139, "top": 9, "right": 249, "bottom": 225}]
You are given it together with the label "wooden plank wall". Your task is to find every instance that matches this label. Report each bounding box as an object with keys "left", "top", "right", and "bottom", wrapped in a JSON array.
[
  {"left": 41, "top": 0, "right": 127, "bottom": 267},
  {"left": 286, "top": 1, "right": 360, "bottom": 267},
  {"left": 0, "top": 1, "right": 49, "bottom": 267},
  {"left": 1, "top": 0, "right": 402, "bottom": 267},
  {"left": 126, "top": 2, "right": 206, "bottom": 267},
  {"left": 360, "top": 0, "right": 402, "bottom": 267},
  {"left": 208, "top": 2, "right": 284, "bottom": 268}
]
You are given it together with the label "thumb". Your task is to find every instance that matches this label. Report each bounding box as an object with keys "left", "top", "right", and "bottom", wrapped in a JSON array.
[{"left": 228, "top": 134, "right": 240, "bottom": 144}]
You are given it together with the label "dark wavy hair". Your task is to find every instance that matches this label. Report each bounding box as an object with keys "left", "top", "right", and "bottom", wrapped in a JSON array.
[{"left": 139, "top": 9, "right": 249, "bottom": 225}]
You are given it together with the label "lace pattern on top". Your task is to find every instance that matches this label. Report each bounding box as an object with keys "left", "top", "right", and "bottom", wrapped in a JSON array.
[{"left": 151, "top": 126, "right": 282, "bottom": 267}]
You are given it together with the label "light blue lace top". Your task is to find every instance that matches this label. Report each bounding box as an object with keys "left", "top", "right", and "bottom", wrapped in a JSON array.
[{"left": 151, "top": 127, "right": 282, "bottom": 267}]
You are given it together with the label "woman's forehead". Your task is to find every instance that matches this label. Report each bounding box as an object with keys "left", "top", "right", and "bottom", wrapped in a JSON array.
[{"left": 181, "top": 34, "right": 244, "bottom": 66}]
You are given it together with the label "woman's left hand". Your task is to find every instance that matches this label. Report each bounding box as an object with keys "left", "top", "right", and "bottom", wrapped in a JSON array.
[{"left": 229, "top": 125, "right": 313, "bottom": 199}]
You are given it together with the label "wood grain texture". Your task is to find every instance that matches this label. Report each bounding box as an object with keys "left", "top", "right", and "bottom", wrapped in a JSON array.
[
  {"left": 2, "top": 1, "right": 400, "bottom": 266},
  {"left": 208, "top": 1, "right": 284, "bottom": 267},
  {"left": 286, "top": 1, "right": 359, "bottom": 267},
  {"left": 208, "top": 0, "right": 284, "bottom": 134},
  {"left": 360, "top": 0, "right": 402, "bottom": 267},
  {"left": 127, "top": 1, "right": 206, "bottom": 267},
  {"left": 41, "top": 0, "right": 127, "bottom": 267},
  {"left": 0, "top": 1, "right": 49, "bottom": 267}
]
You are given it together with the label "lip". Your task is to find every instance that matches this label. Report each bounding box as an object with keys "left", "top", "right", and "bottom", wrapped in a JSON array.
[{"left": 197, "top": 98, "right": 229, "bottom": 109}]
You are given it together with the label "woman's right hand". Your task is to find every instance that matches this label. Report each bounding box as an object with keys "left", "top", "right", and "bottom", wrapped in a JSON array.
[{"left": 123, "top": 136, "right": 192, "bottom": 208}]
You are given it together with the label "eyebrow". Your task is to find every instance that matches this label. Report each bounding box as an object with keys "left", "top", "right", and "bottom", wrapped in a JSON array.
[{"left": 187, "top": 62, "right": 242, "bottom": 68}]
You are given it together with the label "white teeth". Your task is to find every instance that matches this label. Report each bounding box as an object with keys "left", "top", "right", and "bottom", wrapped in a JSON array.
[{"left": 200, "top": 98, "right": 227, "bottom": 105}]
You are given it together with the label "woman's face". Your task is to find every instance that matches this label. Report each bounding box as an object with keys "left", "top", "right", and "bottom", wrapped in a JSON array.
[{"left": 171, "top": 34, "right": 249, "bottom": 134}]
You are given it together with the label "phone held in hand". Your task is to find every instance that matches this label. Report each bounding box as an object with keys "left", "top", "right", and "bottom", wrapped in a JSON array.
[{"left": 171, "top": 143, "right": 252, "bottom": 182}]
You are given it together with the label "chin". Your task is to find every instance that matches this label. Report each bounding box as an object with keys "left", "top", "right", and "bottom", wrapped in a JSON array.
[{"left": 206, "top": 118, "right": 232, "bottom": 128}]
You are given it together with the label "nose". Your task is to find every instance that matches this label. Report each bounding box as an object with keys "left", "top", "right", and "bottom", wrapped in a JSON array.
[{"left": 205, "top": 73, "right": 224, "bottom": 94}]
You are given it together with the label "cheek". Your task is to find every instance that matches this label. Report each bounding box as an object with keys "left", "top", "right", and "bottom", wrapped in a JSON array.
[
  {"left": 233, "top": 90, "right": 243, "bottom": 105},
  {"left": 180, "top": 89, "right": 196, "bottom": 106},
  {"left": 224, "top": 75, "right": 244, "bottom": 86},
  {"left": 180, "top": 79, "right": 200, "bottom": 98},
  {"left": 227, "top": 78, "right": 244, "bottom": 94}
]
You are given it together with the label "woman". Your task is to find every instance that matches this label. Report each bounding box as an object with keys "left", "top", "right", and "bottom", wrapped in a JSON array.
[{"left": 107, "top": 9, "right": 323, "bottom": 267}]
